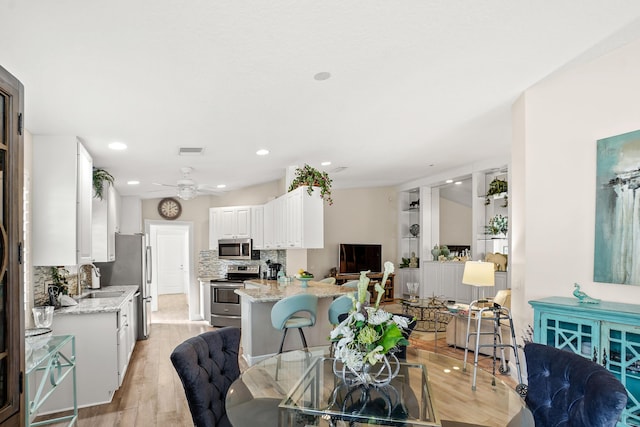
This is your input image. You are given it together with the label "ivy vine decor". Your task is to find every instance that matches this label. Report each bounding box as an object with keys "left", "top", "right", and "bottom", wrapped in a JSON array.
[
  {"left": 93, "top": 167, "right": 115, "bottom": 200},
  {"left": 288, "top": 164, "right": 333, "bottom": 205},
  {"left": 485, "top": 178, "right": 508, "bottom": 207}
]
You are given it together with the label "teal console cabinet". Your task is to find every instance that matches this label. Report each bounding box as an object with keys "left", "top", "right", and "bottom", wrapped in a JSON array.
[{"left": 530, "top": 297, "right": 640, "bottom": 427}]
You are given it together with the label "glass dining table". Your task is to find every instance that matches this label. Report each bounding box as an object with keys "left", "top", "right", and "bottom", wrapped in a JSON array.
[{"left": 226, "top": 346, "right": 533, "bottom": 427}]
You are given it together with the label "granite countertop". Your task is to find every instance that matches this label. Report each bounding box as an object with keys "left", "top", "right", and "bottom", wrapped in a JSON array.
[
  {"left": 198, "top": 276, "right": 223, "bottom": 282},
  {"left": 237, "top": 279, "right": 351, "bottom": 302},
  {"left": 53, "top": 285, "right": 139, "bottom": 315}
]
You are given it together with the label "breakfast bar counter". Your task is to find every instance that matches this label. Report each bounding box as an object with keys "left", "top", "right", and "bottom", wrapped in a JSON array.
[{"left": 237, "top": 279, "right": 351, "bottom": 365}]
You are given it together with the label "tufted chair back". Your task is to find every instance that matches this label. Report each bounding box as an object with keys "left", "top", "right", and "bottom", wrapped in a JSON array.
[
  {"left": 524, "top": 342, "right": 627, "bottom": 427},
  {"left": 170, "top": 327, "right": 241, "bottom": 427}
]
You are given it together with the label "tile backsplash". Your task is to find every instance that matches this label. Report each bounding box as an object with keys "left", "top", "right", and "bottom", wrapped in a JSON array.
[{"left": 198, "top": 249, "right": 286, "bottom": 279}]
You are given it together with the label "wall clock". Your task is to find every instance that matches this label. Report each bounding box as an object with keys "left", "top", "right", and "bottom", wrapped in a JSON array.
[{"left": 158, "top": 197, "right": 182, "bottom": 220}]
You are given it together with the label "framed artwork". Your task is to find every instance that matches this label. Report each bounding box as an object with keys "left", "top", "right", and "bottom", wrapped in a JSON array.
[{"left": 594, "top": 129, "right": 640, "bottom": 285}]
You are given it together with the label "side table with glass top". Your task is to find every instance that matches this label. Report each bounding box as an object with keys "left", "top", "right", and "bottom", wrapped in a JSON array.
[{"left": 25, "top": 334, "right": 77, "bottom": 427}]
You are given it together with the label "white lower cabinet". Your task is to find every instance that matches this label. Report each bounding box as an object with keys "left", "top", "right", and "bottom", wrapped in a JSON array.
[
  {"left": 39, "top": 312, "right": 119, "bottom": 412},
  {"left": 39, "top": 296, "right": 137, "bottom": 413},
  {"left": 422, "top": 261, "right": 508, "bottom": 304}
]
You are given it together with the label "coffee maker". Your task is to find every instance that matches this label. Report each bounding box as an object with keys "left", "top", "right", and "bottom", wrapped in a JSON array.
[{"left": 267, "top": 262, "right": 282, "bottom": 280}]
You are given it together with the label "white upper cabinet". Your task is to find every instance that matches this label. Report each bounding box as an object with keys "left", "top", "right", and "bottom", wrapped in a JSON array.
[
  {"left": 92, "top": 185, "right": 120, "bottom": 262},
  {"left": 209, "top": 205, "right": 252, "bottom": 249},
  {"left": 262, "top": 186, "right": 324, "bottom": 250},
  {"left": 251, "top": 205, "right": 264, "bottom": 249},
  {"left": 32, "top": 136, "right": 93, "bottom": 266},
  {"left": 218, "top": 206, "right": 251, "bottom": 239}
]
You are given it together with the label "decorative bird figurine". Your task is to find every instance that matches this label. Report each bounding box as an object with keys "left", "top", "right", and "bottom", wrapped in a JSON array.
[{"left": 573, "top": 283, "right": 600, "bottom": 304}]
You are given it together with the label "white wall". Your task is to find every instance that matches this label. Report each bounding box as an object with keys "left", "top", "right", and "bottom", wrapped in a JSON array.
[
  {"left": 307, "top": 186, "right": 398, "bottom": 277},
  {"left": 439, "top": 198, "right": 472, "bottom": 246},
  {"left": 511, "top": 37, "right": 640, "bottom": 336}
]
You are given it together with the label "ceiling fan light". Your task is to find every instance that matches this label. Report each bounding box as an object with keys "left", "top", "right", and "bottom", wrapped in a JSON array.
[{"left": 178, "top": 185, "right": 197, "bottom": 200}]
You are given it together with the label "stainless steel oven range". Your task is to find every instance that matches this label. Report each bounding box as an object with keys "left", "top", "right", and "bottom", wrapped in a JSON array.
[{"left": 210, "top": 264, "right": 260, "bottom": 327}]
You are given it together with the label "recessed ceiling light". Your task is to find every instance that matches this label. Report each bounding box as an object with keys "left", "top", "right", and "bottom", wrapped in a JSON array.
[
  {"left": 108, "top": 142, "right": 127, "bottom": 150},
  {"left": 314, "top": 72, "right": 331, "bottom": 81},
  {"left": 216, "top": 184, "right": 226, "bottom": 189},
  {"left": 445, "top": 179, "right": 453, "bottom": 184},
  {"left": 455, "top": 181, "right": 462, "bottom": 185},
  {"left": 256, "top": 149, "right": 269, "bottom": 156},
  {"left": 321, "top": 161, "right": 331, "bottom": 166},
  {"left": 127, "top": 180, "right": 140, "bottom": 185}
]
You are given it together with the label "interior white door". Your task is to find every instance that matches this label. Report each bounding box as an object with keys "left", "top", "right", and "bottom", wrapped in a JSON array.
[{"left": 157, "top": 230, "right": 188, "bottom": 295}]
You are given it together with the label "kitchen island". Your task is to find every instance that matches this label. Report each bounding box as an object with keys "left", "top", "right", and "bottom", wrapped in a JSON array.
[{"left": 237, "top": 279, "right": 350, "bottom": 365}]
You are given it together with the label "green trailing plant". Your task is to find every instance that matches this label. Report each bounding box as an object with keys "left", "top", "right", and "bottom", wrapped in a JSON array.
[
  {"left": 93, "top": 167, "right": 115, "bottom": 200},
  {"left": 288, "top": 164, "right": 333, "bottom": 205},
  {"left": 485, "top": 214, "right": 508, "bottom": 236},
  {"left": 50, "top": 266, "right": 70, "bottom": 295},
  {"left": 485, "top": 178, "right": 508, "bottom": 207}
]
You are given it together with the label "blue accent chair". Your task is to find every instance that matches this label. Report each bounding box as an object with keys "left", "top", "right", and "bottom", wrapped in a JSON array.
[
  {"left": 170, "top": 327, "right": 241, "bottom": 427},
  {"left": 329, "top": 294, "right": 354, "bottom": 325},
  {"left": 524, "top": 342, "right": 627, "bottom": 427},
  {"left": 271, "top": 294, "right": 318, "bottom": 353}
]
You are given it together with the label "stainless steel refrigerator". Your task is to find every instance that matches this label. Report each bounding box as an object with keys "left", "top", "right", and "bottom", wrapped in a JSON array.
[{"left": 95, "top": 233, "right": 152, "bottom": 340}]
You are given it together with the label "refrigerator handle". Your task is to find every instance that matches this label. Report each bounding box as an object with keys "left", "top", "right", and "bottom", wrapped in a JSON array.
[{"left": 146, "top": 245, "right": 153, "bottom": 284}]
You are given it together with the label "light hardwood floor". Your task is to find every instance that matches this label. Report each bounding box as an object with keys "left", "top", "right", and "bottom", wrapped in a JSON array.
[{"left": 35, "top": 294, "right": 515, "bottom": 426}]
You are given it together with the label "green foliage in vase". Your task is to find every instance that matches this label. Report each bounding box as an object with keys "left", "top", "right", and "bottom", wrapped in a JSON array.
[
  {"left": 288, "top": 164, "right": 333, "bottom": 205},
  {"left": 485, "top": 214, "right": 508, "bottom": 235},
  {"left": 50, "top": 266, "right": 70, "bottom": 295},
  {"left": 93, "top": 167, "right": 115, "bottom": 200}
]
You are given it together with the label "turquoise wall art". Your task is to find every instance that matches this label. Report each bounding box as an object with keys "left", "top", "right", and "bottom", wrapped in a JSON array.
[{"left": 594, "top": 129, "right": 640, "bottom": 285}]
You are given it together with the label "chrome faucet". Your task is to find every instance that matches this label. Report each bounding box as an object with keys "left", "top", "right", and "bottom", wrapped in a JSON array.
[{"left": 78, "top": 263, "right": 101, "bottom": 295}]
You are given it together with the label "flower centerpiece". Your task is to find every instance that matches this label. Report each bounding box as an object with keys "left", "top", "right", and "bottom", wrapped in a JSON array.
[{"left": 330, "top": 261, "right": 412, "bottom": 387}]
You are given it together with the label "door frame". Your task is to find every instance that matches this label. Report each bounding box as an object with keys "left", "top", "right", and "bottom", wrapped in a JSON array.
[{"left": 145, "top": 220, "right": 199, "bottom": 320}]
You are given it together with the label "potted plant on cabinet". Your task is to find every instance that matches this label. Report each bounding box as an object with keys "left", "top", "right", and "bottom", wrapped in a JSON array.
[
  {"left": 288, "top": 164, "right": 333, "bottom": 205},
  {"left": 485, "top": 178, "right": 508, "bottom": 207},
  {"left": 485, "top": 214, "right": 508, "bottom": 237},
  {"left": 93, "top": 167, "right": 114, "bottom": 200}
]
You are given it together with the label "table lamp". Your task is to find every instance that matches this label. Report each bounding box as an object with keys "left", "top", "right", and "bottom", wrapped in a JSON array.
[{"left": 462, "top": 260, "right": 494, "bottom": 301}]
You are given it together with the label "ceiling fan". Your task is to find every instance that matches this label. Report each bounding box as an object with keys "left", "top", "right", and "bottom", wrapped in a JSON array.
[{"left": 152, "top": 167, "right": 222, "bottom": 200}]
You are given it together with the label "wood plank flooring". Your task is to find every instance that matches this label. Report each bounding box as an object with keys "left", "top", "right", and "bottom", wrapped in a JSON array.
[{"left": 33, "top": 295, "right": 517, "bottom": 426}]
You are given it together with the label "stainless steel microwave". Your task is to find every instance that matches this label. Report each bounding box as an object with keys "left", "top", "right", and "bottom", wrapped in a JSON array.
[{"left": 218, "top": 238, "right": 259, "bottom": 260}]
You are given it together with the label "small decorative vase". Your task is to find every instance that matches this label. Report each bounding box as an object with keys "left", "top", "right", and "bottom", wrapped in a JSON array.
[
  {"left": 333, "top": 353, "right": 400, "bottom": 388},
  {"left": 409, "top": 224, "right": 419, "bottom": 237},
  {"left": 440, "top": 246, "right": 450, "bottom": 258},
  {"left": 431, "top": 247, "right": 440, "bottom": 261}
]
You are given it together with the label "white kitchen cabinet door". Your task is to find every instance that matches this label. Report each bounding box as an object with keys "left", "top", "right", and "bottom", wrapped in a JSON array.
[
  {"left": 209, "top": 208, "right": 221, "bottom": 249},
  {"left": 251, "top": 205, "right": 264, "bottom": 249},
  {"left": 39, "top": 312, "right": 119, "bottom": 411},
  {"left": 92, "top": 185, "right": 119, "bottom": 262},
  {"left": 263, "top": 201, "right": 275, "bottom": 249},
  {"left": 286, "top": 186, "right": 324, "bottom": 249},
  {"left": 32, "top": 136, "right": 93, "bottom": 266},
  {"left": 221, "top": 206, "right": 251, "bottom": 239}
]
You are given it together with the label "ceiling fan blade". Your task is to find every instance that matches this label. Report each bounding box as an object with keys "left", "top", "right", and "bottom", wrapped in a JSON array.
[{"left": 152, "top": 182, "right": 178, "bottom": 187}]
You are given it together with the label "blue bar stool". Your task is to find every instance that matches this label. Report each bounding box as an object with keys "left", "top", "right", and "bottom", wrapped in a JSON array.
[
  {"left": 328, "top": 295, "right": 353, "bottom": 326},
  {"left": 271, "top": 294, "right": 318, "bottom": 354}
]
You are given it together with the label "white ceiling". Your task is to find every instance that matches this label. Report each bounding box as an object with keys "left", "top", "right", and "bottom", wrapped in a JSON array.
[{"left": 3, "top": 1, "right": 640, "bottom": 199}]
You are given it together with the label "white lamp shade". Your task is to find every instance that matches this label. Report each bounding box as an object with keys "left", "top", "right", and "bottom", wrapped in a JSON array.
[{"left": 462, "top": 261, "right": 495, "bottom": 287}]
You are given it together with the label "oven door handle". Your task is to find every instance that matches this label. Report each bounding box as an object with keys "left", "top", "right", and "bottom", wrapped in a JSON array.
[{"left": 210, "top": 283, "right": 244, "bottom": 288}]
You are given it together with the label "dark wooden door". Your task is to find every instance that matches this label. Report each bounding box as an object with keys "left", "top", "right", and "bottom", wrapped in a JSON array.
[{"left": 0, "top": 64, "right": 24, "bottom": 426}]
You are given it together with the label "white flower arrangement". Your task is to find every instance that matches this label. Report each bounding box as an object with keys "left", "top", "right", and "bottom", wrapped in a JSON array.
[{"left": 329, "top": 261, "right": 411, "bottom": 371}]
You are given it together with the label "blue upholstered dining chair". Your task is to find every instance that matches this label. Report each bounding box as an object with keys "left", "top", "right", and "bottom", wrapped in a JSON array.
[
  {"left": 328, "top": 294, "right": 353, "bottom": 326},
  {"left": 341, "top": 280, "right": 359, "bottom": 289},
  {"left": 524, "top": 342, "right": 628, "bottom": 427},
  {"left": 170, "top": 327, "right": 241, "bottom": 427},
  {"left": 271, "top": 293, "right": 318, "bottom": 353}
]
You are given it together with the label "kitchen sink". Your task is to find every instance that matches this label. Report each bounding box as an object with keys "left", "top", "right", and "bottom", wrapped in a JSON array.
[{"left": 82, "top": 291, "right": 125, "bottom": 299}]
